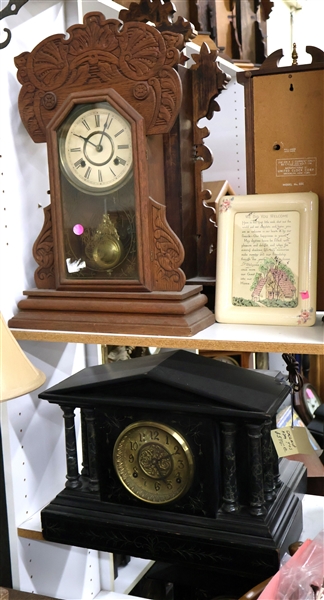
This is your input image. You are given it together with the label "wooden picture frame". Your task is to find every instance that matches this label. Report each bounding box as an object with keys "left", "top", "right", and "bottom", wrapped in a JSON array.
[{"left": 215, "top": 192, "right": 318, "bottom": 326}]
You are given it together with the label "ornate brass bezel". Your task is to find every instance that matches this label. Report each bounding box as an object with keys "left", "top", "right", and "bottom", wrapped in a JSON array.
[{"left": 113, "top": 420, "right": 194, "bottom": 504}]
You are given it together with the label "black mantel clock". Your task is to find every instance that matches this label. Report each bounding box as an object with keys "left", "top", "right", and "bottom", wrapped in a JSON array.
[{"left": 40, "top": 350, "right": 305, "bottom": 599}]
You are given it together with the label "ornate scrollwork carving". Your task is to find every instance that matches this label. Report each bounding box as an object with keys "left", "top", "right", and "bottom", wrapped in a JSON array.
[
  {"left": 15, "top": 11, "right": 183, "bottom": 142},
  {"left": 191, "top": 42, "right": 229, "bottom": 122},
  {"left": 33, "top": 205, "right": 55, "bottom": 289},
  {"left": 191, "top": 42, "right": 230, "bottom": 205},
  {"left": 52, "top": 523, "right": 234, "bottom": 567},
  {"left": 119, "top": 0, "right": 196, "bottom": 46},
  {"left": 151, "top": 198, "right": 185, "bottom": 291}
]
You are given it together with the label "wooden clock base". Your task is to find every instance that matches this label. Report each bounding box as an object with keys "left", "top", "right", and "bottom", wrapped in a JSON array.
[
  {"left": 41, "top": 460, "right": 305, "bottom": 598},
  {"left": 8, "top": 284, "right": 214, "bottom": 336}
]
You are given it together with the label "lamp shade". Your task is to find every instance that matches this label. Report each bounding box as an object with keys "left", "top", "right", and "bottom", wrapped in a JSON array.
[{"left": 0, "top": 313, "right": 46, "bottom": 402}]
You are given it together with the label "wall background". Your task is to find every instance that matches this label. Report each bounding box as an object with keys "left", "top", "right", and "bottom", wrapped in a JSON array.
[{"left": 267, "top": 0, "right": 324, "bottom": 65}]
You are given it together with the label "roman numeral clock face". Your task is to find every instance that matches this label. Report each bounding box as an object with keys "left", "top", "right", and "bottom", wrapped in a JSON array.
[{"left": 59, "top": 103, "right": 133, "bottom": 194}]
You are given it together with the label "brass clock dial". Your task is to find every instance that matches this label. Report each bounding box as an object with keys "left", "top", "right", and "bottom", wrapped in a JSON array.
[
  {"left": 113, "top": 421, "right": 194, "bottom": 504},
  {"left": 59, "top": 102, "right": 133, "bottom": 194}
]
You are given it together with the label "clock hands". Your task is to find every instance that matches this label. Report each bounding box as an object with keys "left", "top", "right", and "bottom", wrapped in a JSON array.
[
  {"left": 72, "top": 127, "right": 115, "bottom": 170},
  {"left": 73, "top": 133, "right": 103, "bottom": 152},
  {"left": 151, "top": 457, "right": 169, "bottom": 480},
  {"left": 145, "top": 453, "right": 183, "bottom": 488},
  {"left": 73, "top": 116, "right": 115, "bottom": 162},
  {"left": 138, "top": 445, "right": 180, "bottom": 484},
  {"left": 73, "top": 133, "right": 96, "bottom": 148},
  {"left": 98, "top": 115, "right": 111, "bottom": 148}
]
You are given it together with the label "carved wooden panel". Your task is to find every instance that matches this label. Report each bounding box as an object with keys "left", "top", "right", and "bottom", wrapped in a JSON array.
[
  {"left": 15, "top": 12, "right": 184, "bottom": 142},
  {"left": 119, "top": 0, "right": 195, "bottom": 43},
  {"left": 33, "top": 205, "right": 55, "bottom": 289},
  {"left": 151, "top": 198, "right": 186, "bottom": 291},
  {"left": 191, "top": 43, "right": 230, "bottom": 280}
]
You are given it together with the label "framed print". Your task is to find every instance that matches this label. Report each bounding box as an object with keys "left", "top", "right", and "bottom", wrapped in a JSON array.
[{"left": 215, "top": 192, "right": 318, "bottom": 326}]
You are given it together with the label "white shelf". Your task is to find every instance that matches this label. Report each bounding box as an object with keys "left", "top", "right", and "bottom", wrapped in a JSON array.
[
  {"left": 17, "top": 512, "right": 44, "bottom": 541},
  {"left": 18, "top": 512, "right": 154, "bottom": 598},
  {"left": 11, "top": 312, "right": 324, "bottom": 354}
]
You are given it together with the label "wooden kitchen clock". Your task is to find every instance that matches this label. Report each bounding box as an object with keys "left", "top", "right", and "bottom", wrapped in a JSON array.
[
  {"left": 9, "top": 2, "right": 229, "bottom": 335},
  {"left": 39, "top": 350, "right": 305, "bottom": 599}
]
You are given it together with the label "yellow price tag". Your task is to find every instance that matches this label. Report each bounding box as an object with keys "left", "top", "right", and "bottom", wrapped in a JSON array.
[{"left": 271, "top": 426, "right": 314, "bottom": 457}]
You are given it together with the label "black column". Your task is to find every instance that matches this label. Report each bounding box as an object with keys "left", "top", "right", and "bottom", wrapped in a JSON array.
[
  {"left": 246, "top": 423, "right": 266, "bottom": 516},
  {"left": 81, "top": 410, "right": 89, "bottom": 478},
  {"left": 83, "top": 408, "right": 99, "bottom": 492},
  {"left": 61, "top": 406, "right": 82, "bottom": 489},
  {"left": 262, "top": 418, "right": 275, "bottom": 502},
  {"left": 221, "top": 421, "right": 239, "bottom": 513}
]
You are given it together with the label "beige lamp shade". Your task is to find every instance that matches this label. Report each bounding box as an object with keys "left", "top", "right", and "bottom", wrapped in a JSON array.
[{"left": 0, "top": 313, "right": 46, "bottom": 402}]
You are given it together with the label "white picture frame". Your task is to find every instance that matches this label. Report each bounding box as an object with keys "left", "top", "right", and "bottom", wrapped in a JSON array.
[{"left": 215, "top": 192, "right": 318, "bottom": 326}]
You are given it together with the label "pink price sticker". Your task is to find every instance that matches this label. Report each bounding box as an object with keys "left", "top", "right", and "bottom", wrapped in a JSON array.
[
  {"left": 300, "top": 290, "right": 309, "bottom": 300},
  {"left": 73, "top": 224, "right": 84, "bottom": 236}
]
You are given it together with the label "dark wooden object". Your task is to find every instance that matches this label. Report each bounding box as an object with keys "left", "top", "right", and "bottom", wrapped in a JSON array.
[
  {"left": 237, "top": 46, "right": 324, "bottom": 311},
  {"left": 10, "top": 286, "right": 213, "bottom": 335},
  {"left": 164, "top": 44, "right": 229, "bottom": 284},
  {"left": 2, "top": 591, "right": 61, "bottom": 600},
  {"left": 189, "top": 0, "right": 274, "bottom": 65},
  {"left": 8, "top": 3, "right": 231, "bottom": 335},
  {"left": 237, "top": 577, "right": 272, "bottom": 600},
  {"left": 40, "top": 350, "right": 305, "bottom": 599}
]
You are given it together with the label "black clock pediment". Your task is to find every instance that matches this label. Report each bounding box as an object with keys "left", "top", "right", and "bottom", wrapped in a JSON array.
[
  {"left": 40, "top": 349, "right": 167, "bottom": 393},
  {"left": 39, "top": 349, "right": 289, "bottom": 418}
]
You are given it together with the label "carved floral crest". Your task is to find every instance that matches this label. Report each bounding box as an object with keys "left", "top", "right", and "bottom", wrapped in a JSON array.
[{"left": 15, "top": 11, "right": 184, "bottom": 142}]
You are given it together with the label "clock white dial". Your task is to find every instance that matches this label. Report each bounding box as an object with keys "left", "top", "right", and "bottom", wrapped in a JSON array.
[{"left": 59, "top": 103, "right": 133, "bottom": 194}]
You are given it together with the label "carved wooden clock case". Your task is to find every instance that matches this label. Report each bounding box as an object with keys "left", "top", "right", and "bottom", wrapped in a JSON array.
[
  {"left": 8, "top": 3, "right": 229, "bottom": 335},
  {"left": 39, "top": 350, "right": 305, "bottom": 598}
]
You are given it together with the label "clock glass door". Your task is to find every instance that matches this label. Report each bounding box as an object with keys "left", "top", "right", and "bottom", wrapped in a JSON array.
[{"left": 57, "top": 101, "right": 138, "bottom": 282}]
